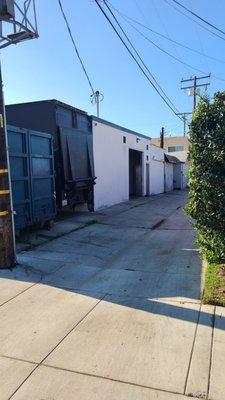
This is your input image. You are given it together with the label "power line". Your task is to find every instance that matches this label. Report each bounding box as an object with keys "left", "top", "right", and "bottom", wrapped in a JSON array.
[
  {"left": 171, "top": 0, "right": 225, "bottom": 36},
  {"left": 108, "top": 4, "right": 225, "bottom": 82},
  {"left": 151, "top": 0, "right": 183, "bottom": 75},
  {"left": 57, "top": 0, "right": 95, "bottom": 96},
  {"left": 106, "top": 1, "right": 225, "bottom": 65},
  {"left": 187, "top": 0, "right": 209, "bottom": 72},
  {"left": 120, "top": 15, "right": 205, "bottom": 75},
  {"left": 130, "top": 20, "right": 225, "bottom": 82},
  {"left": 103, "top": 0, "right": 180, "bottom": 113},
  {"left": 94, "top": 0, "right": 183, "bottom": 120},
  {"left": 162, "top": 0, "right": 225, "bottom": 43}
]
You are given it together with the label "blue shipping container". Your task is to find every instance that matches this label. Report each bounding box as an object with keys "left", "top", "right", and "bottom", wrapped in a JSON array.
[{"left": 7, "top": 125, "right": 56, "bottom": 230}]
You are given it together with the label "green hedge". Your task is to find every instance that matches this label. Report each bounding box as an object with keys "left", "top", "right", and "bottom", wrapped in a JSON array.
[{"left": 187, "top": 92, "right": 225, "bottom": 263}]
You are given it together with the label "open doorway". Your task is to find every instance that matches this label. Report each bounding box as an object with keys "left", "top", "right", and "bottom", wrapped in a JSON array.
[{"left": 129, "top": 149, "right": 143, "bottom": 197}]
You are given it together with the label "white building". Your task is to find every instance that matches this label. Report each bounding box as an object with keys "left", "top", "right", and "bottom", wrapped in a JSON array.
[
  {"left": 152, "top": 136, "right": 189, "bottom": 189},
  {"left": 165, "top": 154, "right": 188, "bottom": 190},
  {"left": 91, "top": 117, "right": 167, "bottom": 210}
]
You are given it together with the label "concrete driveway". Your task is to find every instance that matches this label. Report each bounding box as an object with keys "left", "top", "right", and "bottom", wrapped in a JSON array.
[{"left": 0, "top": 190, "right": 224, "bottom": 399}]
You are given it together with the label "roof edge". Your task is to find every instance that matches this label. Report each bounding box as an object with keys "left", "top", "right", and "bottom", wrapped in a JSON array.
[
  {"left": 6, "top": 99, "right": 87, "bottom": 115},
  {"left": 91, "top": 116, "right": 151, "bottom": 141}
]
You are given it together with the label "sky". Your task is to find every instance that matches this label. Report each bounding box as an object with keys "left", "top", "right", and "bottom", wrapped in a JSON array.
[{"left": 1, "top": 0, "right": 225, "bottom": 138}]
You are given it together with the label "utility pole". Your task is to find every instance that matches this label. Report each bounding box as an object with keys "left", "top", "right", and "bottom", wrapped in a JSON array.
[
  {"left": 181, "top": 74, "right": 211, "bottom": 111},
  {"left": 175, "top": 112, "right": 192, "bottom": 136},
  {"left": 91, "top": 90, "right": 104, "bottom": 118},
  {"left": 160, "top": 127, "right": 165, "bottom": 148},
  {"left": 0, "top": 1, "right": 38, "bottom": 269},
  {"left": 0, "top": 63, "right": 14, "bottom": 268},
  {"left": 96, "top": 90, "right": 100, "bottom": 118}
]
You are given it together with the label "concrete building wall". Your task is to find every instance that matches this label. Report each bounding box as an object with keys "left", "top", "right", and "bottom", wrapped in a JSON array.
[
  {"left": 173, "top": 164, "right": 182, "bottom": 189},
  {"left": 92, "top": 119, "right": 165, "bottom": 210},
  {"left": 182, "top": 163, "right": 189, "bottom": 188},
  {"left": 151, "top": 136, "right": 189, "bottom": 162},
  {"left": 165, "top": 163, "right": 174, "bottom": 192},
  {"left": 149, "top": 145, "right": 165, "bottom": 195},
  {"left": 93, "top": 120, "right": 128, "bottom": 210},
  {"left": 173, "top": 163, "right": 189, "bottom": 189},
  {"left": 151, "top": 136, "right": 189, "bottom": 151}
]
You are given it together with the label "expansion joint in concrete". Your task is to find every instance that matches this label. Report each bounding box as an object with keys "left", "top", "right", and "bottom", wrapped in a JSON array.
[
  {"left": 40, "top": 364, "right": 200, "bottom": 400},
  {"left": 0, "top": 281, "right": 40, "bottom": 309},
  {"left": 8, "top": 293, "right": 107, "bottom": 400},
  {"left": 184, "top": 303, "right": 202, "bottom": 395},
  {"left": 207, "top": 305, "right": 216, "bottom": 398}
]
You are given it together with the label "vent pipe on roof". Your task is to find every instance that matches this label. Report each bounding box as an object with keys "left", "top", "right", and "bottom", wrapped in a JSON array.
[{"left": 160, "top": 127, "right": 164, "bottom": 149}]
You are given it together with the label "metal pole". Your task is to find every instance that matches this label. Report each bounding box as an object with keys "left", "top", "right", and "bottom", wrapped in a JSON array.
[
  {"left": 176, "top": 112, "right": 192, "bottom": 136},
  {"left": 0, "top": 60, "right": 15, "bottom": 269},
  {"left": 96, "top": 90, "right": 100, "bottom": 118},
  {"left": 160, "top": 127, "right": 164, "bottom": 148},
  {"left": 183, "top": 114, "right": 186, "bottom": 136},
  {"left": 193, "top": 75, "right": 197, "bottom": 110}
]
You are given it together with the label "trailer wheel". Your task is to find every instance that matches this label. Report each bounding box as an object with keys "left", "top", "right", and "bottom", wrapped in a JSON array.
[{"left": 44, "top": 219, "right": 54, "bottom": 230}]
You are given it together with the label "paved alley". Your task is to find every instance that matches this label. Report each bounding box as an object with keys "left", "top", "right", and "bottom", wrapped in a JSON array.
[{"left": 0, "top": 190, "right": 224, "bottom": 400}]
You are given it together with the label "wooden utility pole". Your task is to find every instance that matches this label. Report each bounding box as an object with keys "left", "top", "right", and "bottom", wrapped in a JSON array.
[
  {"left": 181, "top": 74, "right": 211, "bottom": 111},
  {"left": 176, "top": 112, "right": 192, "bottom": 136},
  {"left": 0, "top": 63, "right": 15, "bottom": 268},
  {"left": 0, "top": 0, "right": 38, "bottom": 268}
]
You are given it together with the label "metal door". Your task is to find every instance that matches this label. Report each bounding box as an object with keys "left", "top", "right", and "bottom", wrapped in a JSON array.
[
  {"left": 8, "top": 126, "right": 32, "bottom": 229},
  {"left": 8, "top": 125, "right": 56, "bottom": 229}
]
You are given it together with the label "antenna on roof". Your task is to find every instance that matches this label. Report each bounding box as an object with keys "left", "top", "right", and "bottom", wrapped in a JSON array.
[{"left": 91, "top": 90, "right": 104, "bottom": 118}]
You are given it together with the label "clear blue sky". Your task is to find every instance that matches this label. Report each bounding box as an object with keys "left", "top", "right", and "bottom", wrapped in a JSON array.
[{"left": 1, "top": 0, "right": 225, "bottom": 137}]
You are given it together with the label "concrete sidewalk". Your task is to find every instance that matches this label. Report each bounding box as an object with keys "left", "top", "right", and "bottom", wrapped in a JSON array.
[{"left": 0, "top": 191, "right": 224, "bottom": 399}]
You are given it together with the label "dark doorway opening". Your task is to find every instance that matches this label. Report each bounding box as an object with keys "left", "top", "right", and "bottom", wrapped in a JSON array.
[{"left": 129, "top": 149, "right": 143, "bottom": 197}]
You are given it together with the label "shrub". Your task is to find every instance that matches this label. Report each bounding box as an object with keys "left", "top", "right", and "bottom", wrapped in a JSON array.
[{"left": 187, "top": 92, "right": 225, "bottom": 263}]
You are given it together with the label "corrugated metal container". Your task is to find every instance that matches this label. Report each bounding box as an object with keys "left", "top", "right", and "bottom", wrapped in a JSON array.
[
  {"left": 8, "top": 125, "right": 56, "bottom": 230},
  {"left": 6, "top": 100, "right": 95, "bottom": 210}
]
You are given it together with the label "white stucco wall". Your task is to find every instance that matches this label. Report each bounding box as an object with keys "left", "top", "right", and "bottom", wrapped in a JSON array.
[
  {"left": 182, "top": 163, "right": 189, "bottom": 188},
  {"left": 149, "top": 145, "right": 165, "bottom": 195},
  {"left": 165, "top": 162, "right": 173, "bottom": 192},
  {"left": 173, "top": 164, "right": 182, "bottom": 189},
  {"left": 173, "top": 162, "right": 189, "bottom": 189},
  {"left": 92, "top": 119, "right": 165, "bottom": 210}
]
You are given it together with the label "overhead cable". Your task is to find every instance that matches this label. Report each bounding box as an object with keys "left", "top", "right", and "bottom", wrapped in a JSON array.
[
  {"left": 57, "top": 0, "right": 95, "bottom": 96},
  {"left": 94, "top": 0, "right": 183, "bottom": 120},
  {"left": 171, "top": 0, "right": 225, "bottom": 36},
  {"left": 105, "top": 0, "right": 181, "bottom": 112},
  {"left": 162, "top": 0, "right": 225, "bottom": 43},
  {"left": 106, "top": 1, "right": 225, "bottom": 65},
  {"left": 119, "top": 14, "right": 225, "bottom": 82}
]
